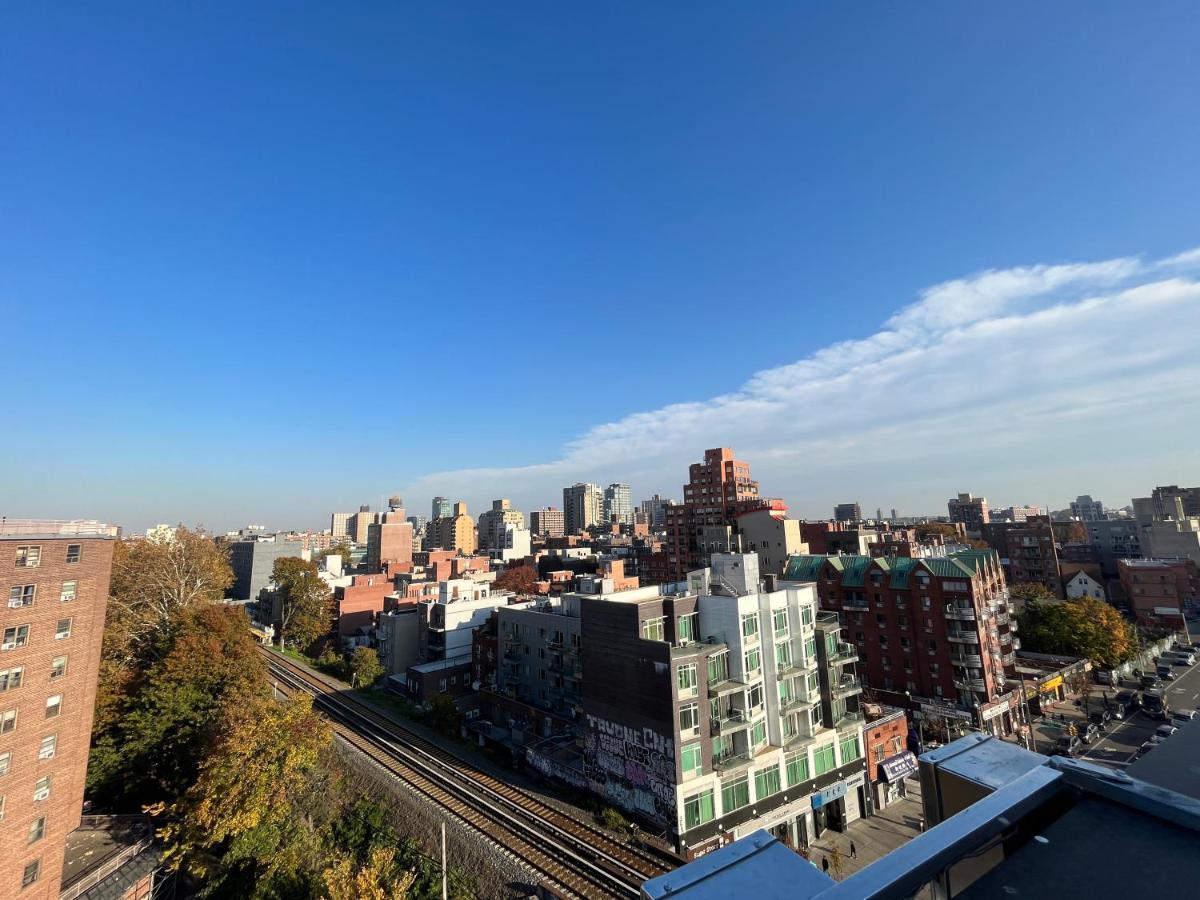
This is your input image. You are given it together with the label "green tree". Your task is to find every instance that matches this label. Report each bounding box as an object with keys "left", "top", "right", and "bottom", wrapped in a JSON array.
[
  {"left": 1017, "top": 598, "right": 1137, "bottom": 668},
  {"left": 350, "top": 647, "right": 384, "bottom": 687},
  {"left": 88, "top": 604, "right": 268, "bottom": 809},
  {"left": 1009, "top": 582, "right": 1058, "bottom": 608},
  {"left": 322, "top": 543, "right": 353, "bottom": 564},
  {"left": 274, "top": 557, "right": 333, "bottom": 650},
  {"left": 322, "top": 847, "right": 415, "bottom": 900}
]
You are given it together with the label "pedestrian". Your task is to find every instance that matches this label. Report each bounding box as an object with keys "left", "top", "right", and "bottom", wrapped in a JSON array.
[
  {"left": 822, "top": 856, "right": 829, "bottom": 873},
  {"left": 850, "top": 841, "right": 858, "bottom": 859}
]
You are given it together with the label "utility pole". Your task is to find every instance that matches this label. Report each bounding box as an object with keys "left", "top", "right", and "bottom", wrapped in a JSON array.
[{"left": 441, "top": 821, "right": 447, "bottom": 900}]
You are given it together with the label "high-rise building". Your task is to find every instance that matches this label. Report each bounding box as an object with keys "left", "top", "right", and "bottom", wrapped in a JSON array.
[
  {"left": 366, "top": 501, "right": 415, "bottom": 573},
  {"left": 529, "top": 507, "right": 565, "bottom": 538},
  {"left": 947, "top": 493, "right": 990, "bottom": 530},
  {"left": 477, "top": 499, "right": 525, "bottom": 550},
  {"left": 431, "top": 496, "right": 453, "bottom": 521},
  {"left": 1069, "top": 495, "right": 1105, "bottom": 522},
  {"left": 784, "top": 549, "right": 1021, "bottom": 736},
  {"left": 603, "top": 483, "right": 633, "bottom": 526},
  {"left": 330, "top": 511, "right": 352, "bottom": 540},
  {"left": 994, "top": 505, "right": 1043, "bottom": 523},
  {"left": 406, "top": 515, "right": 427, "bottom": 553},
  {"left": 834, "top": 503, "right": 861, "bottom": 522},
  {"left": 1, "top": 519, "right": 119, "bottom": 899},
  {"left": 639, "top": 495, "right": 674, "bottom": 529},
  {"left": 348, "top": 505, "right": 378, "bottom": 544},
  {"left": 982, "top": 516, "right": 1063, "bottom": 599},
  {"left": 563, "top": 483, "right": 603, "bottom": 535},
  {"left": 1144, "top": 485, "right": 1200, "bottom": 519},
  {"left": 427, "top": 502, "right": 477, "bottom": 555},
  {"left": 227, "top": 537, "right": 304, "bottom": 602},
  {"left": 664, "top": 448, "right": 769, "bottom": 581}
]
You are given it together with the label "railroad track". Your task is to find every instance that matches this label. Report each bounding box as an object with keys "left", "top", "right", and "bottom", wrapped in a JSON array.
[{"left": 262, "top": 649, "right": 676, "bottom": 898}]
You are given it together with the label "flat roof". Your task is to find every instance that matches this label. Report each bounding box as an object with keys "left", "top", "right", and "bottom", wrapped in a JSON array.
[
  {"left": 409, "top": 653, "right": 472, "bottom": 673},
  {"left": 1126, "top": 715, "right": 1200, "bottom": 801},
  {"left": 0, "top": 518, "right": 119, "bottom": 538}
]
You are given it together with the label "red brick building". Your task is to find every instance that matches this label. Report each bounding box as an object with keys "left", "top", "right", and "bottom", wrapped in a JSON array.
[
  {"left": 862, "top": 704, "right": 914, "bottom": 810},
  {"left": 334, "top": 574, "right": 395, "bottom": 641},
  {"left": 784, "top": 550, "right": 1022, "bottom": 737},
  {"left": 1, "top": 520, "right": 117, "bottom": 899},
  {"left": 1119, "top": 558, "right": 1200, "bottom": 630},
  {"left": 663, "top": 447, "right": 771, "bottom": 581}
]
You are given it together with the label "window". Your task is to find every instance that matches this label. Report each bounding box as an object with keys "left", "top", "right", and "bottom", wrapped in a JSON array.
[
  {"left": 747, "top": 683, "right": 763, "bottom": 710},
  {"left": 59, "top": 581, "right": 77, "bottom": 603},
  {"left": 0, "top": 794, "right": 5, "bottom": 821},
  {"left": 0, "top": 667, "right": 23, "bottom": 692},
  {"left": 50, "top": 657, "right": 67, "bottom": 681},
  {"left": 813, "top": 743, "right": 837, "bottom": 776},
  {"left": 801, "top": 605, "right": 814, "bottom": 626},
  {"left": 773, "top": 609, "right": 789, "bottom": 637},
  {"left": 840, "top": 735, "right": 861, "bottom": 763},
  {"left": 786, "top": 750, "right": 810, "bottom": 786},
  {"left": 0, "top": 751, "right": 10, "bottom": 775},
  {"left": 8, "top": 585, "right": 35, "bottom": 608},
  {"left": 778, "top": 679, "right": 793, "bottom": 705},
  {"left": 775, "top": 641, "right": 792, "bottom": 668},
  {"left": 804, "top": 637, "right": 816, "bottom": 661},
  {"left": 16, "top": 546, "right": 41, "bottom": 568},
  {"left": 750, "top": 719, "right": 767, "bottom": 748},
  {"left": 22, "top": 859, "right": 40, "bottom": 888},
  {"left": 45, "top": 695, "right": 62, "bottom": 719},
  {"left": 755, "top": 765, "right": 782, "bottom": 799},
  {"left": 38, "top": 735, "right": 56, "bottom": 760},
  {"left": 721, "top": 775, "right": 750, "bottom": 813},
  {"left": 677, "top": 663, "right": 698, "bottom": 695},
  {"left": 741, "top": 613, "right": 759, "bottom": 639},
  {"left": 707, "top": 652, "right": 729, "bottom": 684},
  {"left": 677, "top": 613, "right": 698, "bottom": 642},
  {"left": 66, "top": 544, "right": 82, "bottom": 564},
  {"left": 744, "top": 647, "right": 761, "bottom": 675},
  {"left": 678, "top": 702, "right": 700, "bottom": 736},
  {"left": 642, "top": 616, "right": 666, "bottom": 642},
  {"left": 55, "top": 619, "right": 72, "bottom": 640},
  {"left": 683, "top": 790, "right": 715, "bottom": 829},
  {"left": 28, "top": 816, "right": 46, "bottom": 843},
  {"left": 1, "top": 709, "right": 16, "bottom": 734},
  {"left": 32, "top": 776, "right": 50, "bottom": 802},
  {"left": 681, "top": 743, "right": 703, "bottom": 778}
]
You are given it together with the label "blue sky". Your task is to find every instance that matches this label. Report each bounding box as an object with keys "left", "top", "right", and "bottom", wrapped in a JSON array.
[{"left": 3, "top": 2, "right": 1199, "bottom": 532}]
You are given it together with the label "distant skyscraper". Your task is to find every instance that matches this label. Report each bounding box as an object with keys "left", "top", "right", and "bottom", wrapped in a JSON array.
[
  {"left": 890, "top": 508, "right": 898, "bottom": 521},
  {"left": 834, "top": 502, "right": 862, "bottom": 522},
  {"left": 330, "top": 511, "right": 352, "bottom": 540},
  {"left": 431, "top": 496, "right": 453, "bottom": 520},
  {"left": 530, "top": 507, "right": 565, "bottom": 537},
  {"left": 563, "top": 483, "right": 603, "bottom": 534},
  {"left": 876, "top": 507, "right": 883, "bottom": 522},
  {"left": 603, "top": 483, "right": 633, "bottom": 525},
  {"left": 948, "top": 493, "right": 990, "bottom": 529},
  {"left": 1069, "top": 495, "right": 1105, "bottom": 522},
  {"left": 639, "top": 495, "right": 674, "bottom": 529},
  {"left": 349, "top": 504, "right": 377, "bottom": 544},
  {"left": 478, "top": 499, "right": 525, "bottom": 550}
]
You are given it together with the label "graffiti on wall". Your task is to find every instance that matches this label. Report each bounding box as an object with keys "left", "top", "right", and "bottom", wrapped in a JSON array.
[{"left": 583, "top": 714, "right": 676, "bottom": 826}]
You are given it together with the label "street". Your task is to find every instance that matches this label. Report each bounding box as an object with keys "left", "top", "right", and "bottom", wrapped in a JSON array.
[{"left": 1033, "top": 653, "right": 1200, "bottom": 768}]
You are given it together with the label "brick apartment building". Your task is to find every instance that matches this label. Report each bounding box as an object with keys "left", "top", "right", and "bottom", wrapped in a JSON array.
[
  {"left": 1118, "top": 558, "right": 1200, "bottom": 629},
  {"left": 663, "top": 448, "right": 770, "bottom": 581},
  {"left": 982, "top": 516, "right": 1064, "bottom": 600},
  {"left": 947, "top": 493, "right": 990, "bottom": 532},
  {"left": 529, "top": 507, "right": 565, "bottom": 538},
  {"left": 1, "top": 520, "right": 117, "bottom": 899},
  {"left": 784, "top": 550, "right": 1023, "bottom": 738}
]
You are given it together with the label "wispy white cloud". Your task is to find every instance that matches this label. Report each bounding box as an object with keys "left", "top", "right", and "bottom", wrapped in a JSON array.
[{"left": 403, "top": 247, "right": 1200, "bottom": 516}]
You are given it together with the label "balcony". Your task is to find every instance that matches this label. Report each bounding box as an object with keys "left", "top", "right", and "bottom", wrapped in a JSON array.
[
  {"left": 833, "top": 709, "right": 864, "bottom": 731},
  {"left": 832, "top": 676, "right": 863, "bottom": 699},
  {"left": 1002, "top": 651, "right": 1016, "bottom": 666},
  {"left": 955, "top": 677, "right": 987, "bottom": 693},
  {"left": 780, "top": 692, "right": 818, "bottom": 714},
  {"left": 944, "top": 605, "right": 977, "bottom": 621},
  {"left": 712, "top": 750, "right": 753, "bottom": 773},
  {"left": 828, "top": 643, "right": 859, "bottom": 665},
  {"left": 950, "top": 653, "right": 983, "bottom": 667},
  {"left": 842, "top": 596, "right": 870, "bottom": 611},
  {"left": 947, "top": 630, "right": 980, "bottom": 645},
  {"left": 999, "top": 631, "right": 1013, "bottom": 646},
  {"left": 994, "top": 611, "right": 1011, "bottom": 626}
]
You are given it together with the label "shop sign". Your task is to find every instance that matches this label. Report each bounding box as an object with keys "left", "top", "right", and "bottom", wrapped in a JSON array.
[
  {"left": 920, "top": 701, "right": 974, "bottom": 722},
  {"left": 811, "top": 781, "right": 848, "bottom": 809},
  {"left": 980, "top": 702, "right": 1009, "bottom": 722},
  {"left": 879, "top": 751, "right": 918, "bottom": 783},
  {"left": 1039, "top": 675, "right": 1064, "bottom": 693}
]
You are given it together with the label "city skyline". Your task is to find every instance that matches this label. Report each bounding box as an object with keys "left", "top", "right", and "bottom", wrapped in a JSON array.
[{"left": 4, "top": 4, "right": 1199, "bottom": 531}]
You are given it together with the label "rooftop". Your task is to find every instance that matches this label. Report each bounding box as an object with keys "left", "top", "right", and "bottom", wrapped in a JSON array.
[{"left": 0, "top": 517, "right": 120, "bottom": 538}]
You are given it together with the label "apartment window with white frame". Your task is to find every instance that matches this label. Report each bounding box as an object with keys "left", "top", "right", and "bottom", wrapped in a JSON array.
[
  {"left": 642, "top": 616, "right": 666, "bottom": 642},
  {"left": 33, "top": 776, "right": 51, "bottom": 802},
  {"left": 677, "top": 663, "right": 698, "bottom": 696},
  {"left": 66, "top": 544, "right": 82, "bottom": 564},
  {"left": 741, "top": 613, "right": 759, "bottom": 639},
  {"left": 0, "top": 794, "right": 5, "bottom": 821},
  {"left": 60, "top": 581, "right": 77, "bottom": 602},
  {"left": 50, "top": 657, "right": 67, "bottom": 681},
  {"left": 22, "top": 859, "right": 40, "bottom": 888},
  {"left": 744, "top": 647, "right": 761, "bottom": 675},
  {"left": 0, "top": 751, "right": 11, "bottom": 775},
  {"left": 1, "top": 708, "right": 16, "bottom": 734},
  {"left": 15, "top": 546, "right": 41, "bottom": 567},
  {"left": 28, "top": 815, "right": 46, "bottom": 844},
  {"left": 678, "top": 702, "right": 700, "bottom": 737},
  {"left": 8, "top": 585, "right": 35, "bottom": 608},
  {"left": 45, "top": 695, "right": 62, "bottom": 719},
  {"left": 38, "top": 735, "right": 56, "bottom": 760},
  {"left": 55, "top": 618, "right": 72, "bottom": 640},
  {"left": 0, "top": 667, "right": 23, "bottom": 692}
]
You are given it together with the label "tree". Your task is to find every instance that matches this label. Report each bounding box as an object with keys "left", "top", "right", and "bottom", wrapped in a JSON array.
[
  {"left": 914, "top": 522, "right": 960, "bottom": 541},
  {"left": 322, "top": 847, "right": 415, "bottom": 900},
  {"left": 1017, "top": 598, "right": 1137, "bottom": 668},
  {"left": 350, "top": 647, "right": 384, "bottom": 687},
  {"left": 158, "top": 693, "right": 334, "bottom": 887},
  {"left": 494, "top": 564, "right": 538, "bottom": 594},
  {"left": 323, "top": 543, "right": 353, "bottom": 564},
  {"left": 1009, "top": 582, "right": 1057, "bottom": 608},
  {"left": 828, "top": 845, "right": 846, "bottom": 879},
  {"left": 88, "top": 604, "right": 269, "bottom": 808},
  {"left": 108, "top": 526, "right": 233, "bottom": 662},
  {"left": 274, "top": 557, "right": 333, "bottom": 650}
]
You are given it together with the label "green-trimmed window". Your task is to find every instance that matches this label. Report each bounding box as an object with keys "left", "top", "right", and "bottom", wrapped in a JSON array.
[
  {"left": 677, "top": 663, "right": 698, "bottom": 694},
  {"left": 813, "top": 743, "right": 837, "bottom": 776},
  {"left": 804, "top": 637, "right": 817, "bottom": 662},
  {"left": 721, "top": 775, "right": 750, "bottom": 813},
  {"left": 801, "top": 605, "right": 814, "bottom": 626},
  {"left": 681, "top": 743, "right": 703, "bottom": 778},
  {"left": 677, "top": 613, "right": 698, "bottom": 642},
  {"left": 750, "top": 719, "right": 767, "bottom": 747},
  {"left": 786, "top": 750, "right": 810, "bottom": 786},
  {"left": 744, "top": 648, "right": 761, "bottom": 675},
  {"left": 773, "top": 609, "right": 789, "bottom": 637},
  {"left": 684, "top": 790, "right": 715, "bottom": 829},
  {"left": 741, "top": 613, "right": 759, "bottom": 638},
  {"left": 839, "top": 735, "right": 861, "bottom": 763},
  {"left": 707, "top": 652, "right": 729, "bottom": 684},
  {"left": 754, "top": 765, "right": 782, "bottom": 799},
  {"left": 642, "top": 616, "right": 666, "bottom": 641},
  {"left": 776, "top": 640, "right": 792, "bottom": 667}
]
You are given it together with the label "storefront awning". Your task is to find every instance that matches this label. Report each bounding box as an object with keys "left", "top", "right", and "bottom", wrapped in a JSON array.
[{"left": 879, "top": 750, "right": 918, "bottom": 783}]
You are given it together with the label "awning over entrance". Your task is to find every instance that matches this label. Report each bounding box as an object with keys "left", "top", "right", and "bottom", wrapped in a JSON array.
[{"left": 879, "top": 750, "right": 918, "bottom": 783}]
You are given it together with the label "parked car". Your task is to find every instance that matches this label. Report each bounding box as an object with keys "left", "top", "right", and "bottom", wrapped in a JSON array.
[
  {"left": 1156, "top": 666, "right": 1176, "bottom": 681},
  {"left": 1109, "top": 704, "right": 1125, "bottom": 721},
  {"left": 1053, "top": 734, "right": 1082, "bottom": 756},
  {"left": 1115, "top": 689, "right": 1140, "bottom": 710},
  {"left": 1137, "top": 740, "right": 1157, "bottom": 758},
  {"left": 1156, "top": 723, "right": 1179, "bottom": 739},
  {"left": 1171, "top": 709, "right": 1197, "bottom": 725},
  {"left": 1078, "top": 722, "right": 1100, "bottom": 744},
  {"left": 1093, "top": 669, "right": 1119, "bottom": 686},
  {"left": 1089, "top": 710, "right": 1112, "bottom": 730},
  {"left": 1140, "top": 675, "right": 1162, "bottom": 690}
]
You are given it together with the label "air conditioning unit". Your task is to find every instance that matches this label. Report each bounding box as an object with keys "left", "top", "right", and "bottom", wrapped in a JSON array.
[
  {"left": 1, "top": 643, "right": 15, "bottom": 651},
  {"left": 33, "top": 788, "right": 49, "bottom": 802}
]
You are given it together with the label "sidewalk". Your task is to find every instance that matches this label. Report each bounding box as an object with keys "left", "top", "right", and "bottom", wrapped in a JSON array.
[{"left": 807, "top": 778, "right": 925, "bottom": 880}]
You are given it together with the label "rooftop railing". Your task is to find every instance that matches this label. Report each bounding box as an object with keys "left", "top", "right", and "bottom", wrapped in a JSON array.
[{"left": 0, "top": 518, "right": 119, "bottom": 538}]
